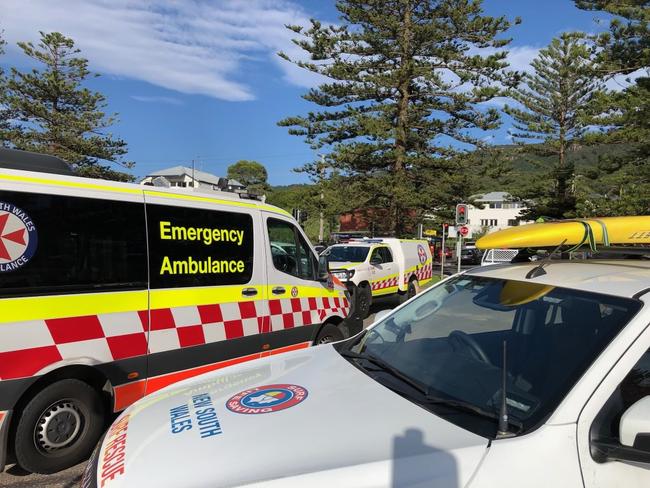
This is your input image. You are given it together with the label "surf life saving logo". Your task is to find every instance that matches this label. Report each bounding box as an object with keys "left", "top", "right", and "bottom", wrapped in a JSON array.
[
  {"left": 226, "top": 384, "right": 308, "bottom": 414},
  {"left": 417, "top": 244, "right": 427, "bottom": 264},
  {"left": 0, "top": 202, "right": 38, "bottom": 273}
]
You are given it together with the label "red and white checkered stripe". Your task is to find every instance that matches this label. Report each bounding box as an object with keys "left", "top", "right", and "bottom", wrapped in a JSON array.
[
  {"left": 0, "top": 296, "right": 349, "bottom": 381},
  {"left": 371, "top": 275, "right": 400, "bottom": 291},
  {"left": 404, "top": 264, "right": 433, "bottom": 284}
]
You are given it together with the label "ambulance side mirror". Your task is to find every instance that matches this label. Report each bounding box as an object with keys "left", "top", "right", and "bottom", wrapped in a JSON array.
[{"left": 318, "top": 255, "right": 329, "bottom": 281}]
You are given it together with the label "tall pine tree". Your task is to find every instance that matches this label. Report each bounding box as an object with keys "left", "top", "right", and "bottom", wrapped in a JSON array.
[
  {"left": 0, "top": 31, "right": 13, "bottom": 146},
  {"left": 575, "top": 1, "right": 650, "bottom": 215},
  {"left": 2, "top": 32, "right": 133, "bottom": 181},
  {"left": 278, "top": 0, "right": 519, "bottom": 235},
  {"left": 575, "top": 0, "right": 649, "bottom": 73},
  {"left": 504, "top": 33, "right": 600, "bottom": 219}
]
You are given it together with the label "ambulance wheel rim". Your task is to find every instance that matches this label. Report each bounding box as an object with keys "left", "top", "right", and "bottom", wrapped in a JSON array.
[{"left": 35, "top": 400, "right": 83, "bottom": 453}]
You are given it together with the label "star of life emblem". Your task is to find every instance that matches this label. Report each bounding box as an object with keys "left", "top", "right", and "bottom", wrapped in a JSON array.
[{"left": 0, "top": 202, "right": 38, "bottom": 273}]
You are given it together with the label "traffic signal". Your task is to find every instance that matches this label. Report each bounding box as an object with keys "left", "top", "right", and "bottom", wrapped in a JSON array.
[{"left": 455, "top": 204, "right": 468, "bottom": 225}]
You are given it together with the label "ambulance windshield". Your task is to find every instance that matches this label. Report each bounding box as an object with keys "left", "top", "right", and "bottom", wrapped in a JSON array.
[
  {"left": 344, "top": 275, "right": 640, "bottom": 438},
  {"left": 324, "top": 246, "right": 370, "bottom": 263}
]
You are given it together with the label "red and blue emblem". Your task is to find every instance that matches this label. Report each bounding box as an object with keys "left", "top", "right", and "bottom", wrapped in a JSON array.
[
  {"left": 226, "top": 384, "right": 308, "bottom": 414},
  {"left": 417, "top": 244, "right": 427, "bottom": 264},
  {"left": 0, "top": 202, "right": 38, "bottom": 273}
]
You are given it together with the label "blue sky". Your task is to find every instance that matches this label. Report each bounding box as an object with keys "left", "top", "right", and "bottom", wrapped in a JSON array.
[{"left": 1, "top": 1, "right": 613, "bottom": 185}]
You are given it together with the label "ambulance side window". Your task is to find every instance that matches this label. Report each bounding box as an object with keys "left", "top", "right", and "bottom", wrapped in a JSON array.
[
  {"left": 147, "top": 204, "right": 254, "bottom": 289},
  {"left": 0, "top": 191, "right": 147, "bottom": 298},
  {"left": 379, "top": 247, "right": 393, "bottom": 263},
  {"left": 370, "top": 248, "right": 384, "bottom": 264},
  {"left": 267, "top": 218, "right": 315, "bottom": 281}
]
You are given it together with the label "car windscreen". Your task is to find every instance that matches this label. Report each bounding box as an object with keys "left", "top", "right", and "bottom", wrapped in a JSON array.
[
  {"left": 324, "top": 246, "right": 370, "bottom": 263},
  {"left": 342, "top": 276, "right": 641, "bottom": 438}
]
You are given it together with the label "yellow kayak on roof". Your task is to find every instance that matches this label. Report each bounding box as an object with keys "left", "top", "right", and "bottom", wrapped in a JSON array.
[{"left": 476, "top": 216, "right": 650, "bottom": 250}]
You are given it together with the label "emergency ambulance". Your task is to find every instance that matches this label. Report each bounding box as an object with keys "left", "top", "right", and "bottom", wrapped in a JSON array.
[
  {"left": 323, "top": 238, "right": 433, "bottom": 317},
  {"left": 0, "top": 165, "right": 352, "bottom": 474},
  {"left": 84, "top": 218, "right": 650, "bottom": 488}
]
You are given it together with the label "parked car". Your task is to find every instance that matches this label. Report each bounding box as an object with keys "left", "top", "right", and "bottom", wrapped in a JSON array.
[
  {"left": 460, "top": 247, "right": 482, "bottom": 265},
  {"left": 436, "top": 247, "right": 453, "bottom": 260},
  {"left": 83, "top": 257, "right": 650, "bottom": 488}
]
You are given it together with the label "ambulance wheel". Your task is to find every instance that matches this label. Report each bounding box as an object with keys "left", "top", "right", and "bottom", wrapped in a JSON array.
[
  {"left": 399, "top": 279, "right": 418, "bottom": 304},
  {"left": 315, "top": 324, "right": 344, "bottom": 344},
  {"left": 14, "top": 379, "right": 106, "bottom": 474},
  {"left": 358, "top": 284, "right": 372, "bottom": 318},
  {"left": 407, "top": 279, "right": 418, "bottom": 299}
]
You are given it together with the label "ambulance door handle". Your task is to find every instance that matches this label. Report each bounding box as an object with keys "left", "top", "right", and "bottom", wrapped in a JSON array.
[
  {"left": 272, "top": 287, "right": 286, "bottom": 295},
  {"left": 242, "top": 288, "right": 258, "bottom": 297}
]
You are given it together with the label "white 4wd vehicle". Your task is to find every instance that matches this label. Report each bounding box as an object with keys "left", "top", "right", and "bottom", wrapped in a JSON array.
[
  {"left": 323, "top": 238, "right": 433, "bottom": 317},
  {"left": 84, "top": 258, "right": 650, "bottom": 488}
]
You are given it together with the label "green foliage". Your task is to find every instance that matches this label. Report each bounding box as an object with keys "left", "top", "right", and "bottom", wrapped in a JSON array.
[
  {"left": 226, "top": 160, "right": 269, "bottom": 193},
  {"left": 279, "top": 0, "right": 519, "bottom": 236},
  {"left": 504, "top": 33, "right": 600, "bottom": 219},
  {"left": 0, "top": 32, "right": 133, "bottom": 181},
  {"left": 579, "top": 79, "right": 650, "bottom": 215},
  {"left": 0, "top": 31, "right": 13, "bottom": 147},
  {"left": 574, "top": 1, "right": 650, "bottom": 215},
  {"left": 575, "top": 0, "right": 650, "bottom": 74}
]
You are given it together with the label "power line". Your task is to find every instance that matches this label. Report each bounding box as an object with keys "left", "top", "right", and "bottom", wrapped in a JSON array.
[{"left": 134, "top": 152, "right": 318, "bottom": 164}]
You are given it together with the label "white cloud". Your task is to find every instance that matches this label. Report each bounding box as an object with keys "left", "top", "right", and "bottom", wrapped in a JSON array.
[
  {"left": 505, "top": 46, "right": 541, "bottom": 74},
  {"left": 0, "top": 0, "right": 318, "bottom": 101},
  {"left": 131, "top": 95, "right": 183, "bottom": 105}
]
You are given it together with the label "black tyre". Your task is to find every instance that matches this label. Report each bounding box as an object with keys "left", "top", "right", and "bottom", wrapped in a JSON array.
[
  {"left": 357, "top": 284, "right": 372, "bottom": 319},
  {"left": 315, "top": 324, "right": 344, "bottom": 345},
  {"left": 14, "top": 379, "right": 106, "bottom": 474},
  {"left": 399, "top": 279, "right": 418, "bottom": 304}
]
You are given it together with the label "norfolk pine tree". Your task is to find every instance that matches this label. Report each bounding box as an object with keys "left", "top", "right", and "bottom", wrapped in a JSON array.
[
  {"left": 2, "top": 32, "right": 133, "bottom": 181},
  {"left": 575, "top": 1, "right": 650, "bottom": 215},
  {"left": 0, "top": 31, "right": 14, "bottom": 146},
  {"left": 278, "top": 0, "right": 519, "bottom": 235},
  {"left": 504, "top": 33, "right": 600, "bottom": 219}
]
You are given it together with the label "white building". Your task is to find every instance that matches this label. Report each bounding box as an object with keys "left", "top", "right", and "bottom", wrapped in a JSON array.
[
  {"left": 140, "top": 166, "right": 245, "bottom": 193},
  {"left": 466, "top": 191, "right": 532, "bottom": 235}
]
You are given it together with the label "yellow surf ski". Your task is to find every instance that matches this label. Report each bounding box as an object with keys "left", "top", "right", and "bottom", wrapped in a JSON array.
[{"left": 476, "top": 216, "right": 650, "bottom": 250}]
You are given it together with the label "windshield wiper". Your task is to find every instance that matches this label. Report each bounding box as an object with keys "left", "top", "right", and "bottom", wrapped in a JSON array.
[
  {"left": 421, "top": 393, "right": 523, "bottom": 436},
  {"left": 340, "top": 350, "right": 523, "bottom": 436},
  {"left": 340, "top": 350, "right": 429, "bottom": 396}
]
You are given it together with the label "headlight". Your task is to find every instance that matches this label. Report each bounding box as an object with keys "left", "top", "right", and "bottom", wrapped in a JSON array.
[{"left": 332, "top": 269, "right": 355, "bottom": 280}]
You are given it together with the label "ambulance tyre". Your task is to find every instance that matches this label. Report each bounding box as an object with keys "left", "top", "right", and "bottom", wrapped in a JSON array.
[
  {"left": 358, "top": 283, "right": 372, "bottom": 319},
  {"left": 315, "top": 323, "right": 344, "bottom": 345},
  {"left": 14, "top": 379, "right": 106, "bottom": 474},
  {"left": 399, "top": 278, "right": 418, "bottom": 304}
]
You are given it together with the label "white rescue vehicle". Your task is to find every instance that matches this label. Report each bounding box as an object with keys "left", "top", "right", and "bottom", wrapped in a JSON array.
[
  {"left": 323, "top": 238, "right": 433, "bottom": 317},
  {"left": 84, "top": 217, "right": 650, "bottom": 488}
]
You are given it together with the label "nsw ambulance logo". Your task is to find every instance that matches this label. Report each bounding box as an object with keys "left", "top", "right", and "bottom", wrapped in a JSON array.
[
  {"left": 417, "top": 244, "right": 427, "bottom": 264},
  {"left": 0, "top": 202, "right": 37, "bottom": 273},
  {"left": 226, "top": 384, "right": 308, "bottom": 414}
]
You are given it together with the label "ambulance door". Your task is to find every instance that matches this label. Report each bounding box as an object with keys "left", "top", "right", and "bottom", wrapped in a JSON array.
[
  {"left": 262, "top": 213, "right": 321, "bottom": 348},
  {"left": 369, "top": 246, "right": 398, "bottom": 295},
  {"left": 143, "top": 192, "right": 268, "bottom": 394}
]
